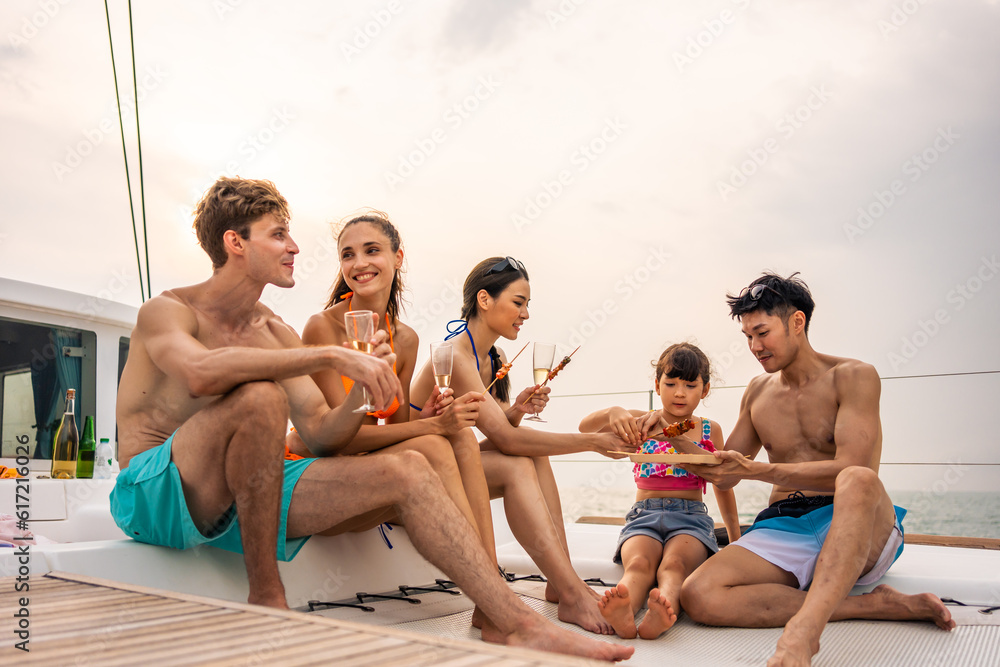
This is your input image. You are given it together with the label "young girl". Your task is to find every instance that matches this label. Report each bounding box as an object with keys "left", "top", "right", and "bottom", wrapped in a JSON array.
[
  {"left": 284, "top": 212, "right": 494, "bottom": 558},
  {"left": 411, "top": 256, "right": 634, "bottom": 635},
  {"left": 579, "top": 342, "right": 741, "bottom": 639}
]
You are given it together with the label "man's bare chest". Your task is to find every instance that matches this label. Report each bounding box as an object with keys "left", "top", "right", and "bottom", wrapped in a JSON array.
[
  {"left": 195, "top": 318, "right": 279, "bottom": 351},
  {"left": 752, "top": 385, "right": 839, "bottom": 460}
]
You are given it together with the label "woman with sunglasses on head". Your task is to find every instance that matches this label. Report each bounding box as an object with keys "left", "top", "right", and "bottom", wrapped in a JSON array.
[
  {"left": 412, "top": 256, "right": 636, "bottom": 635},
  {"left": 284, "top": 212, "right": 494, "bottom": 563}
]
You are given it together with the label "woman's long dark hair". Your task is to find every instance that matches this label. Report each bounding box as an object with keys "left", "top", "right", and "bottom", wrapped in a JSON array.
[
  {"left": 327, "top": 210, "right": 405, "bottom": 322},
  {"left": 461, "top": 257, "right": 529, "bottom": 404}
]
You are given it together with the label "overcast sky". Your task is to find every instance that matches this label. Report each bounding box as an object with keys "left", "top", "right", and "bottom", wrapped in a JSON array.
[{"left": 2, "top": 1, "right": 998, "bottom": 489}]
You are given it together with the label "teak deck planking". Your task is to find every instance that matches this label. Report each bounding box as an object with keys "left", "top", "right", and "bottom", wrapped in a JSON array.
[{"left": 1, "top": 571, "right": 601, "bottom": 666}]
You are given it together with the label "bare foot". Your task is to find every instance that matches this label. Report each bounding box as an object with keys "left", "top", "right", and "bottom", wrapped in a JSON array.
[
  {"left": 767, "top": 620, "right": 820, "bottom": 667},
  {"left": 477, "top": 610, "right": 502, "bottom": 638},
  {"left": 547, "top": 578, "right": 602, "bottom": 603},
  {"left": 471, "top": 605, "right": 485, "bottom": 629},
  {"left": 558, "top": 587, "right": 615, "bottom": 635},
  {"left": 482, "top": 611, "right": 634, "bottom": 662},
  {"left": 637, "top": 588, "right": 677, "bottom": 639},
  {"left": 598, "top": 583, "right": 638, "bottom": 639},
  {"left": 865, "top": 585, "right": 956, "bottom": 630}
]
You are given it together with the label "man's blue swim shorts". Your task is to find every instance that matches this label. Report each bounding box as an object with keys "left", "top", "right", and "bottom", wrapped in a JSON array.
[{"left": 110, "top": 432, "right": 316, "bottom": 561}]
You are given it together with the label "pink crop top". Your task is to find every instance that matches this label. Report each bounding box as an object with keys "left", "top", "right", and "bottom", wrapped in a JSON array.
[{"left": 634, "top": 418, "right": 715, "bottom": 492}]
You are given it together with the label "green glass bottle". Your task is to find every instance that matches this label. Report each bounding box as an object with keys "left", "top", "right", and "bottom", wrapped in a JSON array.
[{"left": 76, "top": 416, "right": 96, "bottom": 479}]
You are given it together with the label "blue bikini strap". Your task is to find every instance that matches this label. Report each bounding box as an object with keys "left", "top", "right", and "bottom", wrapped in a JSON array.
[
  {"left": 445, "top": 319, "right": 479, "bottom": 371},
  {"left": 702, "top": 418, "right": 712, "bottom": 440},
  {"left": 445, "top": 319, "right": 501, "bottom": 395}
]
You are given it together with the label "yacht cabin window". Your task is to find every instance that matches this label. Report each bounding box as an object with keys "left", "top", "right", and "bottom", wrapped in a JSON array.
[{"left": 0, "top": 316, "right": 96, "bottom": 460}]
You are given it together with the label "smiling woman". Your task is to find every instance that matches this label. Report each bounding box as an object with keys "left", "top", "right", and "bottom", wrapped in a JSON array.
[{"left": 281, "top": 211, "right": 498, "bottom": 588}]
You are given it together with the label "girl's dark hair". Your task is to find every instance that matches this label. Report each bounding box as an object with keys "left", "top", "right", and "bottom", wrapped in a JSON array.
[
  {"left": 653, "top": 343, "right": 711, "bottom": 386},
  {"left": 327, "top": 210, "right": 405, "bottom": 322},
  {"left": 461, "top": 256, "right": 530, "bottom": 404}
]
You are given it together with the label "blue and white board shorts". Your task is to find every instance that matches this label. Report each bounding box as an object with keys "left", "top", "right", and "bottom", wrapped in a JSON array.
[
  {"left": 110, "top": 432, "right": 316, "bottom": 561},
  {"left": 733, "top": 497, "right": 906, "bottom": 590}
]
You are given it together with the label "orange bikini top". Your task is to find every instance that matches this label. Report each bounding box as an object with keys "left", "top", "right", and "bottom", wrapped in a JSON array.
[
  {"left": 283, "top": 294, "right": 401, "bottom": 461},
  {"left": 340, "top": 293, "right": 400, "bottom": 420}
]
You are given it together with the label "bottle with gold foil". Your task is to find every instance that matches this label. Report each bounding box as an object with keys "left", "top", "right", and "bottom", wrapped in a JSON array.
[
  {"left": 51, "top": 389, "right": 79, "bottom": 479},
  {"left": 76, "top": 415, "right": 96, "bottom": 479}
]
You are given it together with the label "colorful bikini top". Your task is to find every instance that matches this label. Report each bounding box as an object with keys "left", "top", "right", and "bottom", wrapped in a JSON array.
[
  {"left": 634, "top": 417, "right": 716, "bottom": 493},
  {"left": 340, "top": 293, "right": 400, "bottom": 420}
]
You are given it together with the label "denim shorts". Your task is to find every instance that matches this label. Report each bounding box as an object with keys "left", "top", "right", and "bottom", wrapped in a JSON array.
[{"left": 613, "top": 497, "right": 719, "bottom": 564}]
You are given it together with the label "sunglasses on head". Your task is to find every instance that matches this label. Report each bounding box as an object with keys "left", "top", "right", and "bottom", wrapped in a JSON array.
[
  {"left": 740, "top": 283, "right": 783, "bottom": 301},
  {"left": 486, "top": 256, "right": 526, "bottom": 276}
]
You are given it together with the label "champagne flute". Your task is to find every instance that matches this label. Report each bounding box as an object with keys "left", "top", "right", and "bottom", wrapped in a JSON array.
[
  {"left": 525, "top": 342, "right": 555, "bottom": 422},
  {"left": 344, "top": 310, "right": 377, "bottom": 414},
  {"left": 430, "top": 341, "right": 453, "bottom": 391}
]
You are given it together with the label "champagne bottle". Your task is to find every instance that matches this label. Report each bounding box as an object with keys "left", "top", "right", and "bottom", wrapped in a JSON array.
[
  {"left": 51, "top": 389, "right": 79, "bottom": 479},
  {"left": 76, "top": 415, "right": 96, "bottom": 479}
]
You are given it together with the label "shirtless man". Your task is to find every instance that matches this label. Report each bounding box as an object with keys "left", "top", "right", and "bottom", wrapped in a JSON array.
[
  {"left": 111, "top": 176, "right": 632, "bottom": 663},
  {"left": 677, "top": 273, "right": 954, "bottom": 667}
]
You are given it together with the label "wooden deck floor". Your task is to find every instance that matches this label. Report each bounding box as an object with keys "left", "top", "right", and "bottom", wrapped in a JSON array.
[{"left": 1, "top": 572, "right": 600, "bottom": 666}]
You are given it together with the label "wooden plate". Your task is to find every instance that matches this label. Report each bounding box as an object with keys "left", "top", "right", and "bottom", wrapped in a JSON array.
[{"left": 627, "top": 453, "right": 720, "bottom": 465}]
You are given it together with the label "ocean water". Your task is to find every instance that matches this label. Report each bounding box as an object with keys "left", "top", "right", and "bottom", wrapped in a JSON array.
[
  {"left": 560, "top": 484, "right": 1000, "bottom": 540},
  {"left": 544, "top": 376, "right": 1000, "bottom": 539}
]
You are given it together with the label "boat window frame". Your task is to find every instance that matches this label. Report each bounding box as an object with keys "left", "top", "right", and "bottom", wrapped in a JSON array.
[{"left": 0, "top": 314, "right": 97, "bottom": 465}]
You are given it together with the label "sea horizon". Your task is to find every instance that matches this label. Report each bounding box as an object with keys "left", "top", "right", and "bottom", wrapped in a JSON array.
[{"left": 560, "top": 483, "right": 1000, "bottom": 540}]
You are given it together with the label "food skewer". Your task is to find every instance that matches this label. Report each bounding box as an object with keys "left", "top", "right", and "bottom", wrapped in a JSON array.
[
  {"left": 662, "top": 418, "right": 698, "bottom": 438},
  {"left": 482, "top": 341, "right": 530, "bottom": 395},
  {"left": 605, "top": 418, "right": 701, "bottom": 456},
  {"left": 520, "top": 345, "right": 581, "bottom": 406}
]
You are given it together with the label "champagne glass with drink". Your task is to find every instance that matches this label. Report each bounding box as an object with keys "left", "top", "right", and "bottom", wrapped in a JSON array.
[
  {"left": 344, "top": 310, "right": 377, "bottom": 414},
  {"left": 525, "top": 342, "right": 555, "bottom": 422},
  {"left": 430, "top": 341, "right": 453, "bottom": 393}
]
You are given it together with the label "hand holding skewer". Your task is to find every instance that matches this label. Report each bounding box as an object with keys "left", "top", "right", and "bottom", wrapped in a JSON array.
[{"left": 605, "top": 418, "right": 701, "bottom": 456}]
